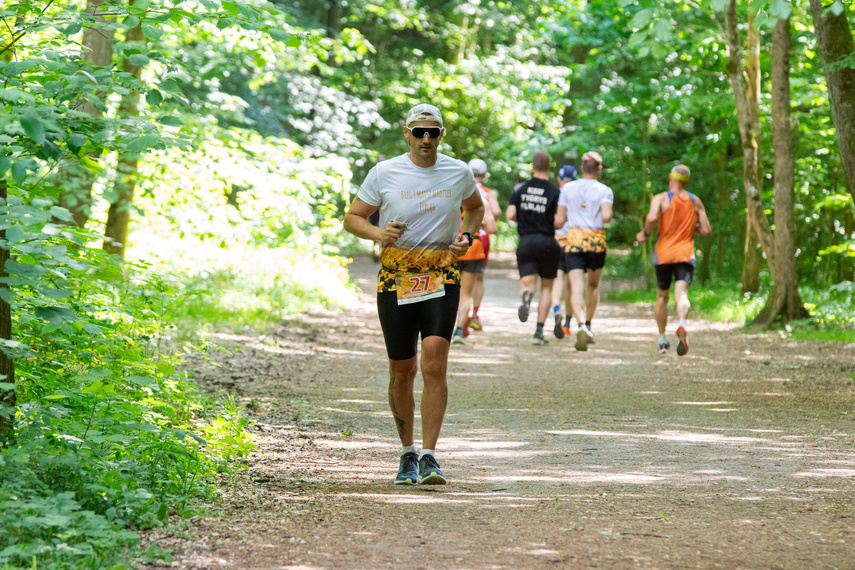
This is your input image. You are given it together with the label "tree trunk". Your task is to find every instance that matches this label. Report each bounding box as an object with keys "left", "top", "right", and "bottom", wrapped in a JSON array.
[
  {"left": 810, "top": 0, "right": 855, "bottom": 199},
  {"left": 714, "top": 150, "right": 730, "bottom": 280},
  {"left": 752, "top": 17, "right": 808, "bottom": 326},
  {"left": 742, "top": 223, "right": 762, "bottom": 293},
  {"left": 725, "top": 0, "right": 777, "bottom": 287},
  {"left": 103, "top": 24, "right": 144, "bottom": 258},
  {"left": 844, "top": 206, "right": 854, "bottom": 281},
  {"left": 0, "top": 179, "right": 14, "bottom": 447},
  {"left": 58, "top": 0, "right": 114, "bottom": 228}
]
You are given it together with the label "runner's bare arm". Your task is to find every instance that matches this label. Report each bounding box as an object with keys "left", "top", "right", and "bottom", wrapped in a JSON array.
[
  {"left": 343, "top": 197, "right": 405, "bottom": 245},
  {"left": 636, "top": 193, "right": 663, "bottom": 243},
  {"left": 452, "top": 191, "right": 485, "bottom": 256},
  {"left": 555, "top": 205, "right": 567, "bottom": 229},
  {"left": 693, "top": 196, "right": 712, "bottom": 236},
  {"left": 601, "top": 202, "right": 613, "bottom": 224},
  {"left": 487, "top": 190, "right": 502, "bottom": 221},
  {"left": 506, "top": 204, "right": 517, "bottom": 222},
  {"left": 482, "top": 201, "right": 498, "bottom": 235}
]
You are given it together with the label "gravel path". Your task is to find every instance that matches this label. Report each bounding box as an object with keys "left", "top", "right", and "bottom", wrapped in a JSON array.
[{"left": 143, "top": 255, "right": 855, "bottom": 569}]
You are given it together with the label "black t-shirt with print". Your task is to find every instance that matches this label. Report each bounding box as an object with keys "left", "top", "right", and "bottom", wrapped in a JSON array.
[{"left": 509, "top": 178, "right": 561, "bottom": 236}]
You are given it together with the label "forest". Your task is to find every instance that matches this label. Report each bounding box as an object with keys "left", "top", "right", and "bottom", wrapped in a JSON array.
[{"left": 1, "top": 0, "right": 853, "bottom": 567}]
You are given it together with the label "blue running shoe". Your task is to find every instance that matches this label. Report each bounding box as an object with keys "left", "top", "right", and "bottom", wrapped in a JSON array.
[
  {"left": 394, "top": 452, "right": 419, "bottom": 485},
  {"left": 417, "top": 454, "right": 447, "bottom": 485}
]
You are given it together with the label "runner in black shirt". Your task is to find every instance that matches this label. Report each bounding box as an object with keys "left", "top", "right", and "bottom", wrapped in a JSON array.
[{"left": 506, "top": 150, "right": 562, "bottom": 345}]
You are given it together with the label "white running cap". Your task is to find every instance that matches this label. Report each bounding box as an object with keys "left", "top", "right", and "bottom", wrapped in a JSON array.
[
  {"left": 406, "top": 103, "right": 443, "bottom": 127},
  {"left": 468, "top": 158, "right": 488, "bottom": 176}
]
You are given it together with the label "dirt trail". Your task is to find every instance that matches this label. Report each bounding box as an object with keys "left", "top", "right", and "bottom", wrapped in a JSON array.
[{"left": 144, "top": 256, "right": 855, "bottom": 569}]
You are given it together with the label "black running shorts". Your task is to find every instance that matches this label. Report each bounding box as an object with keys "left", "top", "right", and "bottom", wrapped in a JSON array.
[
  {"left": 655, "top": 262, "right": 695, "bottom": 290},
  {"left": 458, "top": 259, "right": 486, "bottom": 274},
  {"left": 376, "top": 285, "right": 461, "bottom": 360},
  {"left": 565, "top": 250, "right": 607, "bottom": 272},
  {"left": 516, "top": 234, "right": 561, "bottom": 279}
]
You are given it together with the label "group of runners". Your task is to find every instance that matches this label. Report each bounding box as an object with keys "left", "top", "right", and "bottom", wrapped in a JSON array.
[{"left": 343, "top": 103, "right": 712, "bottom": 486}]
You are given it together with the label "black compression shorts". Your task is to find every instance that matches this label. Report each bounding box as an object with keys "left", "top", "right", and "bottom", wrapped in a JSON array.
[
  {"left": 516, "top": 234, "right": 561, "bottom": 279},
  {"left": 458, "top": 259, "right": 486, "bottom": 274},
  {"left": 655, "top": 262, "right": 695, "bottom": 290},
  {"left": 377, "top": 285, "right": 461, "bottom": 360},
  {"left": 565, "top": 250, "right": 607, "bottom": 272}
]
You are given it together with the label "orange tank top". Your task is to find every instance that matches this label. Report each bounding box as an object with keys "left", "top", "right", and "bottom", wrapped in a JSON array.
[
  {"left": 458, "top": 184, "right": 490, "bottom": 261},
  {"left": 654, "top": 191, "right": 698, "bottom": 266}
]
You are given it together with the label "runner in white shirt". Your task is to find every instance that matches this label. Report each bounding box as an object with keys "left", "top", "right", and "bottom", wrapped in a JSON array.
[
  {"left": 343, "top": 103, "right": 484, "bottom": 486},
  {"left": 554, "top": 151, "right": 614, "bottom": 352}
]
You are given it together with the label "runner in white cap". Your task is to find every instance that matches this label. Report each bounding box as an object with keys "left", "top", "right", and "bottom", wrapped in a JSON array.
[{"left": 343, "top": 102, "right": 484, "bottom": 485}]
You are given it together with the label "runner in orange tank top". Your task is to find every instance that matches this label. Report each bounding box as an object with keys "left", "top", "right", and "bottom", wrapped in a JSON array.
[{"left": 636, "top": 165, "right": 711, "bottom": 356}]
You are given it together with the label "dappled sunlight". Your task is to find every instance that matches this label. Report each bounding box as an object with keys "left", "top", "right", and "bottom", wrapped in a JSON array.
[
  {"left": 474, "top": 471, "right": 675, "bottom": 484},
  {"left": 315, "top": 440, "right": 387, "bottom": 449},
  {"left": 546, "top": 429, "right": 789, "bottom": 445},
  {"left": 503, "top": 546, "right": 560, "bottom": 557},
  {"left": 793, "top": 469, "right": 855, "bottom": 478},
  {"left": 442, "top": 440, "right": 531, "bottom": 450}
]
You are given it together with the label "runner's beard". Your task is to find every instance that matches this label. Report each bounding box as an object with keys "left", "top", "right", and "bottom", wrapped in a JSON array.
[{"left": 418, "top": 145, "right": 437, "bottom": 161}]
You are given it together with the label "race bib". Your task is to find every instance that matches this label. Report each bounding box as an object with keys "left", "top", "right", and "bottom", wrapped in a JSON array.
[{"left": 395, "top": 271, "right": 446, "bottom": 305}]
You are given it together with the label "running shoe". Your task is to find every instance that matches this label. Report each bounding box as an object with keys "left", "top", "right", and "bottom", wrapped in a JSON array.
[
  {"left": 394, "top": 452, "right": 419, "bottom": 485},
  {"left": 518, "top": 290, "right": 533, "bottom": 322},
  {"left": 676, "top": 326, "right": 688, "bottom": 356},
  {"left": 574, "top": 325, "right": 592, "bottom": 352},
  {"left": 417, "top": 454, "right": 447, "bottom": 485},
  {"left": 562, "top": 326, "right": 571, "bottom": 337},
  {"left": 586, "top": 326, "right": 595, "bottom": 344},
  {"left": 553, "top": 313, "right": 565, "bottom": 339},
  {"left": 462, "top": 316, "right": 471, "bottom": 338},
  {"left": 659, "top": 341, "right": 670, "bottom": 355},
  {"left": 469, "top": 315, "right": 483, "bottom": 331},
  {"left": 451, "top": 329, "right": 466, "bottom": 345},
  {"left": 532, "top": 330, "right": 549, "bottom": 345}
]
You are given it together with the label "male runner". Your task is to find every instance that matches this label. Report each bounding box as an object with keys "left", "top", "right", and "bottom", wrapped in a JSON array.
[
  {"left": 554, "top": 151, "right": 613, "bottom": 352},
  {"left": 507, "top": 150, "right": 562, "bottom": 345},
  {"left": 551, "top": 164, "right": 577, "bottom": 339},
  {"left": 635, "top": 165, "right": 711, "bottom": 355},
  {"left": 452, "top": 176, "right": 497, "bottom": 343},
  {"left": 343, "top": 103, "right": 484, "bottom": 484},
  {"left": 466, "top": 158, "right": 502, "bottom": 333}
]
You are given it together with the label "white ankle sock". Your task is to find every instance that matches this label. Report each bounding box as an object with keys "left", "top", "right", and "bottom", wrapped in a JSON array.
[
  {"left": 659, "top": 334, "right": 668, "bottom": 344},
  {"left": 402, "top": 445, "right": 417, "bottom": 456},
  {"left": 420, "top": 449, "right": 435, "bottom": 459},
  {"left": 679, "top": 318, "right": 687, "bottom": 328}
]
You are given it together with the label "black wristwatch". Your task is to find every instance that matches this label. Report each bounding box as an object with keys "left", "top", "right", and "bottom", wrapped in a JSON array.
[{"left": 462, "top": 232, "right": 474, "bottom": 246}]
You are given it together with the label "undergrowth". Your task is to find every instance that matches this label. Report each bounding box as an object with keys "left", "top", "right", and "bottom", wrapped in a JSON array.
[{"left": 0, "top": 200, "right": 255, "bottom": 569}]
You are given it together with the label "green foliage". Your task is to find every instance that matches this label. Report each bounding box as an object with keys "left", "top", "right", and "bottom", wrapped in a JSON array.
[{"left": 0, "top": 198, "right": 255, "bottom": 568}]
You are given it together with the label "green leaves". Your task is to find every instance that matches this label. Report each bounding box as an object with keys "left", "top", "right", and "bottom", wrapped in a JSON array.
[{"left": 141, "top": 23, "right": 163, "bottom": 40}]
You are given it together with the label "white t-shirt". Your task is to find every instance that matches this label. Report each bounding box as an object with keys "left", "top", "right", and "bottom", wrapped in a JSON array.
[
  {"left": 558, "top": 178, "right": 614, "bottom": 253},
  {"left": 358, "top": 153, "right": 477, "bottom": 291}
]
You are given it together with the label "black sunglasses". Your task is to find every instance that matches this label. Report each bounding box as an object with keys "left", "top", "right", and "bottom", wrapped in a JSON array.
[{"left": 406, "top": 126, "right": 442, "bottom": 139}]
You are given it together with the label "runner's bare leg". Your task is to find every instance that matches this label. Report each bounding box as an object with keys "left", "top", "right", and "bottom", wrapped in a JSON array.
[
  {"left": 674, "top": 280, "right": 691, "bottom": 322},
  {"left": 655, "top": 289, "right": 670, "bottom": 334},
  {"left": 537, "top": 278, "right": 555, "bottom": 324},
  {"left": 586, "top": 268, "right": 603, "bottom": 323},
  {"left": 388, "top": 357, "right": 417, "bottom": 446},
  {"left": 569, "top": 268, "right": 587, "bottom": 325},
  {"left": 419, "top": 336, "right": 450, "bottom": 450}
]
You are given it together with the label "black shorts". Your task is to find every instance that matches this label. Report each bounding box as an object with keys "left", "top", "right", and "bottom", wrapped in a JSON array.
[
  {"left": 655, "top": 262, "right": 695, "bottom": 290},
  {"left": 566, "top": 250, "right": 607, "bottom": 272},
  {"left": 377, "top": 285, "right": 461, "bottom": 360},
  {"left": 516, "top": 234, "right": 561, "bottom": 279},
  {"left": 458, "top": 259, "right": 486, "bottom": 274}
]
